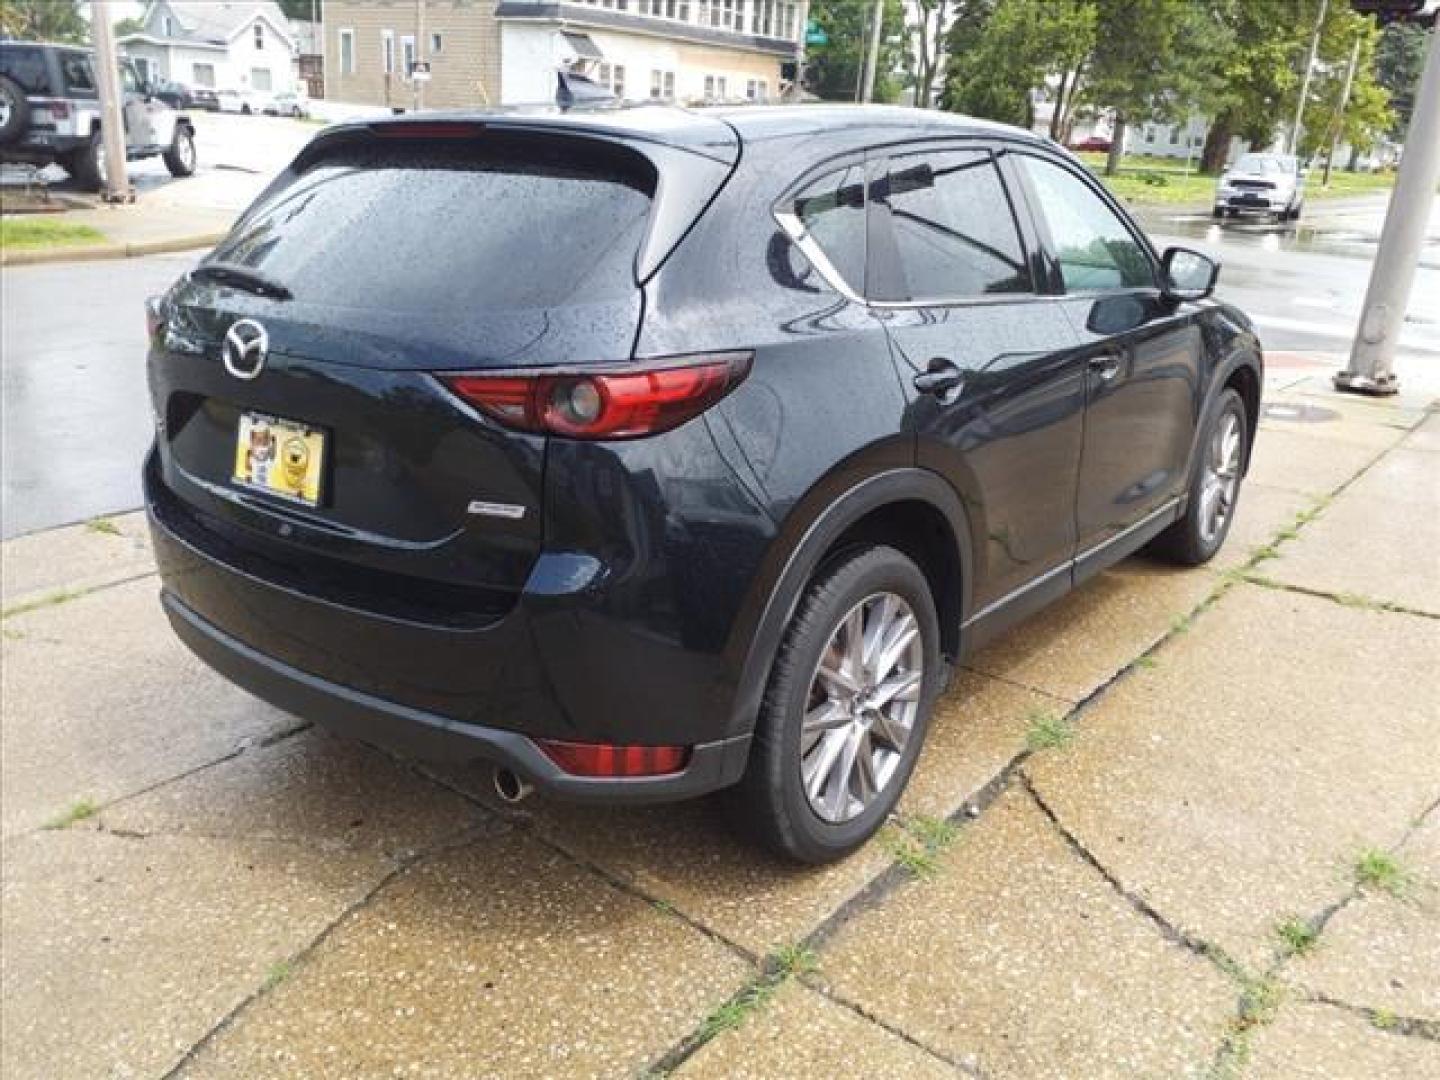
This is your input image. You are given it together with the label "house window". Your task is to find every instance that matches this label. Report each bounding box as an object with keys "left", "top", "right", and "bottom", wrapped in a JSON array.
[
  {"left": 704, "top": 74, "right": 727, "bottom": 99},
  {"left": 597, "top": 63, "right": 626, "bottom": 98},
  {"left": 746, "top": 78, "right": 767, "bottom": 101},
  {"left": 254, "top": 22, "right": 264, "bottom": 49},
  {"left": 192, "top": 62, "right": 215, "bottom": 87},
  {"left": 164, "top": 15, "right": 174, "bottom": 36},
  {"left": 251, "top": 67, "right": 272, "bottom": 92},
  {"left": 650, "top": 69, "right": 675, "bottom": 99},
  {"left": 402, "top": 35, "right": 416, "bottom": 80},
  {"left": 382, "top": 29, "right": 394, "bottom": 76},
  {"left": 430, "top": 32, "right": 443, "bottom": 53},
  {"left": 339, "top": 29, "right": 355, "bottom": 75}
]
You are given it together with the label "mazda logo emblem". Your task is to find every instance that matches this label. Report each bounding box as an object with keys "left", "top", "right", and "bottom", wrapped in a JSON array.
[{"left": 222, "top": 319, "right": 269, "bottom": 380}]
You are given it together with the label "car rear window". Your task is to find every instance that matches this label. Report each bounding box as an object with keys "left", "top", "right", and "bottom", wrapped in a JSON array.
[
  {"left": 59, "top": 51, "right": 96, "bottom": 96},
  {"left": 210, "top": 133, "right": 656, "bottom": 314}
]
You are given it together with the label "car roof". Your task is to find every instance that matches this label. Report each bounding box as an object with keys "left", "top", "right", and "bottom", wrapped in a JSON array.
[{"left": 355, "top": 103, "right": 1054, "bottom": 168}]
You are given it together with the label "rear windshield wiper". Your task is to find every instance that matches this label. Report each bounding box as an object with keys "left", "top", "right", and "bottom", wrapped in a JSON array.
[{"left": 192, "top": 261, "right": 293, "bottom": 300}]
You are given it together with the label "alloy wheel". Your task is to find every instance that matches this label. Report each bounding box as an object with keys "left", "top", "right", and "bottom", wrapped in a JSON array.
[
  {"left": 1198, "top": 410, "right": 1241, "bottom": 546},
  {"left": 800, "top": 591, "right": 923, "bottom": 824}
]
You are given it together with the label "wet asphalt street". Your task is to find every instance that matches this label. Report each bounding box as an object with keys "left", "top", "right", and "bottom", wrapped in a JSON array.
[{"left": 2, "top": 193, "right": 1436, "bottom": 540}]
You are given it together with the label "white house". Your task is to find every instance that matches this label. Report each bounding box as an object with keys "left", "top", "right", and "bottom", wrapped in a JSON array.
[{"left": 120, "top": 1, "right": 298, "bottom": 95}]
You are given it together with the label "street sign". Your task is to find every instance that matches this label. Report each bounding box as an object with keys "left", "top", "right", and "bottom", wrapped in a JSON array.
[{"left": 805, "top": 20, "right": 828, "bottom": 45}]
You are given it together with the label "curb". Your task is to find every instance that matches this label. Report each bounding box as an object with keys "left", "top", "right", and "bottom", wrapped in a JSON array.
[{"left": 1, "top": 231, "right": 227, "bottom": 267}]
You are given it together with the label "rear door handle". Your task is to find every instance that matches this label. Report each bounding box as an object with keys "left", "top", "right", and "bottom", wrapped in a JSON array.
[
  {"left": 913, "top": 358, "right": 964, "bottom": 400},
  {"left": 1088, "top": 353, "right": 1124, "bottom": 382}
]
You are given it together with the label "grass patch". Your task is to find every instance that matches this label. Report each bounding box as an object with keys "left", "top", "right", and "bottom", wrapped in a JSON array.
[
  {"left": 261, "top": 959, "right": 292, "bottom": 992},
  {"left": 1371, "top": 1008, "right": 1398, "bottom": 1031},
  {"left": 1025, "top": 709, "right": 1074, "bottom": 752},
  {"left": 1354, "top": 849, "right": 1411, "bottom": 897},
  {"left": 1074, "top": 151, "right": 1396, "bottom": 206},
  {"left": 906, "top": 813, "right": 961, "bottom": 851},
  {"left": 43, "top": 798, "right": 98, "bottom": 830},
  {"left": 0, "top": 217, "right": 107, "bottom": 251},
  {"left": 881, "top": 827, "right": 942, "bottom": 878},
  {"left": 85, "top": 516, "right": 121, "bottom": 536},
  {"left": 770, "top": 942, "right": 818, "bottom": 977},
  {"left": 697, "top": 978, "right": 781, "bottom": 1041},
  {"left": 1, "top": 587, "right": 83, "bottom": 620},
  {"left": 1274, "top": 915, "right": 1319, "bottom": 957}
]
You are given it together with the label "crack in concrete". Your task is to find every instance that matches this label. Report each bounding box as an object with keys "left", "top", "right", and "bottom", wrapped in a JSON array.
[
  {"left": 1305, "top": 992, "right": 1440, "bottom": 1043},
  {"left": 161, "top": 824, "right": 489, "bottom": 1080},
  {"left": 1237, "top": 572, "right": 1440, "bottom": 621},
  {"left": 0, "top": 569, "right": 158, "bottom": 621}
]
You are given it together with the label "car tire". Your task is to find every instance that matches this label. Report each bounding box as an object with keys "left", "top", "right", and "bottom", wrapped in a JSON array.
[
  {"left": 1211, "top": 207, "right": 1224, "bottom": 220},
  {"left": 66, "top": 132, "right": 104, "bottom": 192},
  {"left": 1148, "top": 388, "right": 1248, "bottom": 567},
  {"left": 163, "top": 126, "right": 196, "bottom": 178},
  {"left": 0, "top": 74, "right": 30, "bottom": 146},
  {"left": 241, "top": 104, "right": 251, "bottom": 115},
  {"left": 724, "top": 545, "right": 942, "bottom": 864}
]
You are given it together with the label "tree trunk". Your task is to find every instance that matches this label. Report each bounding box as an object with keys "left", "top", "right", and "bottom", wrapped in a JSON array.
[
  {"left": 1199, "top": 114, "right": 1232, "bottom": 175},
  {"left": 1346, "top": 143, "right": 1360, "bottom": 171},
  {"left": 1050, "top": 69, "right": 1072, "bottom": 141},
  {"left": 1105, "top": 115, "right": 1126, "bottom": 176}
]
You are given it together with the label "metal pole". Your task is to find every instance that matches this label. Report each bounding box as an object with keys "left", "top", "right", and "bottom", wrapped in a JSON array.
[
  {"left": 413, "top": 0, "right": 426, "bottom": 111},
  {"left": 1323, "top": 34, "right": 1362, "bottom": 188},
  {"left": 89, "top": 0, "right": 131, "bottom": 203},
  {"left": 789, "top": 0, "right": 810, "bottom": 103},
  {"left": 861, "top": 0, "right": 883, "bottom": 103},
  {"left": 1291, "top": 0, "right": 1329, "bottom": 154},
  {"left": 1335, "top": 23, "right": 1440, "bottom": 396}
]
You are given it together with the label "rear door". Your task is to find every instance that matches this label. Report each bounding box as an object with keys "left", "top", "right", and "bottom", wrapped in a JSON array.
[
  {"left": 873, "top": 142, "right": 1088, "bottom": 616},
  {"left": 1010, "top": 153, "right": 1202, "bottom": 562},
  {"left": 150, "top": 128, "right": 670, "bottom": 600}
]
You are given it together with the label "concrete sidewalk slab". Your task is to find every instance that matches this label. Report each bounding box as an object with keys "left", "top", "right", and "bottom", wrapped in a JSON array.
[
  {"left": 0, "top": 578, "right": 294, "bottom": 838},
  {"left": 818, "top": 788, "right": 1235, "bottom": 1079},
  {"left": 676, "top": 979, "right": 955, "bottom": 1079},
  {"left": 1263, "top": 447, "right": 1440, "bottom": 616},
  {"left": 1025, "top": 583, "right": 1440, "bottom": 969},
  {"left": 430, "top": 669, "right": 1049, "bottom": 958},
  {"left": 1, "top": 510, "right": 152, "bottom": 610},
  {"left": 1244, "top": 426, "right": 1381, "bottom": 497},
  {"left": 181, "top": 827, "right": 750, "bottom": 1078},
  {"left": 102, "top": 727, "right": 482, "bottom": 859},
  {"left": 1292, "top": 817, "right": 1439, "bottom": 1023},
  {"left": 0, "top": 828, "right": 389, "bottom": 1080},
  {"left": 967, "top": 559, "right": 1217, "bottom": 703},
  {"left": 1246, "top": 1003, "right": 1440, "bottom": 1079},
  {"left": 1403, "top": 411, "right": 1439, "bottom": 453},
  {"left": 1223, "top": 481, "right": 1315, "bottom": 565}
]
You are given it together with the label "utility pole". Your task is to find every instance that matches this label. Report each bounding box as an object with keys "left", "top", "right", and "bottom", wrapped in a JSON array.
[
  {"left": 89, "top": 0, "right": 131, "bottom": 203},
  {"left": 413, "top": 0, "right": 426, "bottom": 111},
  {"left": 1291, "top": 0, "right": 1330, "bottom": 154},
  {"left": 1335, "top": 21, "right": 1440, "bottom": 395},
  {"left": 789, "top": 0, "right": 810, "bottom": 102},
  {"left": 861, "top": 0, "right": 883, "bottom": 103},
  {"left": 1323, "top": 35, "right": 1363, "bottom": 188}
]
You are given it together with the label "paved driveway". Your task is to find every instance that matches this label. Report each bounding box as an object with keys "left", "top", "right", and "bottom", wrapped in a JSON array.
[{"left": 1, "top": 370, "right": 1437, "bottom": 1078}]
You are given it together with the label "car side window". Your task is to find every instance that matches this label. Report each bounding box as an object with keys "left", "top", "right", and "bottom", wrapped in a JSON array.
[
  {"left": 60, "top": 53, "right": 95, "bottom": 95},
  {"left": 877, "top": 149, "right": 1031, "bottom": 301},
  {"left": 1016, "top": 155, "right": 1154, "bottom": 292},
  {"left": 792, "top": 164, "right": 867, "bottom": 297}
]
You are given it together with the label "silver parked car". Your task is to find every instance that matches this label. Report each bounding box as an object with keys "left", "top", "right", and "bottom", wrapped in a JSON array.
[{"left": 1213, "top": 153, "right": 1305, "bottom": 223}]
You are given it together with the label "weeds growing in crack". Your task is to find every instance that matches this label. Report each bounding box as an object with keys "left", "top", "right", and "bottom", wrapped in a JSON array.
[
  {"left": 2, "top": 588, "right": 82, "bottom": 620},
  {"left": 261, "top": 960, "right": 292, "bottom": 992},
  {"left": 1372, "top": 1008, "right": 1398, "bottom": 1031},
  {"left": 1025, "top": 709, "right": 1074, "bottom": 752},
  {"left": 43, "top": 798, "right": 98, "bottom": 830},
  {"left": 1274, "top": 915, "right": 1319, "bottom": 957},
  {"left": 85, "top": 517, "right": 121, "bottom": 536},
  {"left": 1353, "top": 848, "right": 1412, "bottom": 897},
  {"left": 1133, "top": 654, "right": 1159, "bottom": 671},
  {"left": 882, "top": 814, "right": 964, "bottom": 878},
  {"left": 770, "top": 942, "right": 819, "bottom": 978},
  {"left": 697, "top": 976, "right": 782, "bottom": 1042}
]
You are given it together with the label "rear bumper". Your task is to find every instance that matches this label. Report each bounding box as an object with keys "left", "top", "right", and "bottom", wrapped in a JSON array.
[
  {"left": 162, "top": 590, "right": 748, "bottom": 803},
  {"left": 145, "top": 450, "right": 753, "bottom": 802},
  {"left": 1216, "top": 194, "right": 1289, "bottom": 212}
]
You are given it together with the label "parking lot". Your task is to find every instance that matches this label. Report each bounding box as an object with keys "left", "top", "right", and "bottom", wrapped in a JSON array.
[{"left": 3, "top": 361, "right": 1436, "bottom": 1078}]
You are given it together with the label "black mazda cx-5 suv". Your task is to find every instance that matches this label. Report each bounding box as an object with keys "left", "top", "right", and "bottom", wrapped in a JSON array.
[{"left": 145, "top": 105, "right": 1261, "bottom": 863}]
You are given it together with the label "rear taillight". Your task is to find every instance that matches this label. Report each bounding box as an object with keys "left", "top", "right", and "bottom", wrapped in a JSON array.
[
  {"left": 441, "top": 353, "right": 751, "bottom": 440},
  {"left": 44, "top": 100, "right": 71, "bottom": 119},
  {"left": 536, "top": 739, "right": 690, "bottom": 777}
]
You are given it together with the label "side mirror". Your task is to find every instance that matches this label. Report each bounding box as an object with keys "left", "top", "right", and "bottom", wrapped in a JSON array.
[{"left": 1161, "top": 246, "right": 1219, "bottom": 302}]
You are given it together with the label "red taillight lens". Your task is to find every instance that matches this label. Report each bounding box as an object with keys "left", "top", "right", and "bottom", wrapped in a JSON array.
[
  {"left": 536, "top": 739, "right": 690, "bottom": 777},
  {"left": 442, "top": 353, "right": 751, "bottom": 440},
  {"left": 45, "top": 100, "right": 71, "bottom": 119}
]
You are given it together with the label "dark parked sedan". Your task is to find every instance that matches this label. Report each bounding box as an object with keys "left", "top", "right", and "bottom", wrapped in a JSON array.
[
  {"left": 153, "top": 80, "right": 217, "bottom": 111},
  {"left": 144, "top": 106, "right": 1260, "bottom": 863}
]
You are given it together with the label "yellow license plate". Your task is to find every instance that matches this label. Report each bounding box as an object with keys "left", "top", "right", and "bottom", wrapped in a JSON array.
[{"left": 232, "top": 411, "right": 326, "bottom": 507}]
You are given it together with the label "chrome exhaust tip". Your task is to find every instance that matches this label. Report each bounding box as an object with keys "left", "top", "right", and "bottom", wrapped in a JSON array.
[{"left": 492, "top": 766, "right": 533, "bottom": 804}]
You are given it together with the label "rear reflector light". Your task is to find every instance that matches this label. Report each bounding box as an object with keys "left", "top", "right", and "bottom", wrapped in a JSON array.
[
  {"left": 441, "top": 353, "right": 751, "bottom": 440},
  {"left": 44, "top": 101, "right": 71, "bottom": 119},
  {"left": 536, "top": 739, "right": 690, "bottom": 778}
]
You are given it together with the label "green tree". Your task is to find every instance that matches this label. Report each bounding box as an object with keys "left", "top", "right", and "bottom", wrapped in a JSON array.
[
  {"left": 941, "top": 0, "right": 1095, "bottom": 129},
  {"left": 0, "top": 0, "right": 88, "bottom": 44},
  {"left": 1297, "top": 10, "right": 1391, "bottom": 165},
  {"left": 277, "top": 0, "right": 321, "bottom": 21},
  {"left": 806, "top": 0, "right": 908, "bottom": 103},
  {"left": 1196, "top": 1, "right": 1306, "bottom": 173},
  {"left": 113, "top": 16, "right": 145, "bottom": 39},
  {"left": 1374, "top": 20, "right": 1426, "bottom": 137}
]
